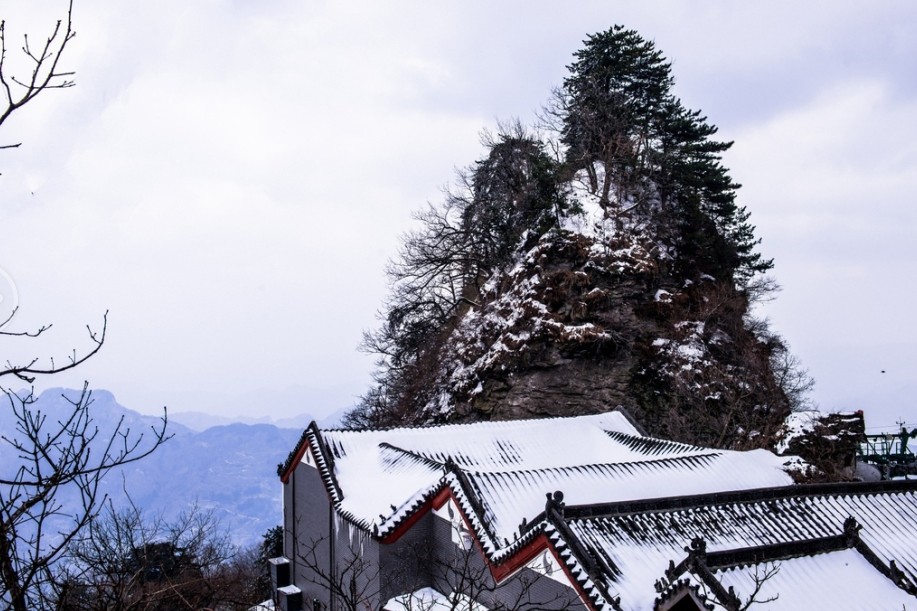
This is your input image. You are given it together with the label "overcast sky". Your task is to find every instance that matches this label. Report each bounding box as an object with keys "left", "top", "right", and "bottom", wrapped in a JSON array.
[{"left": 1, "top": 1, "right": 915, "bottom": 430}]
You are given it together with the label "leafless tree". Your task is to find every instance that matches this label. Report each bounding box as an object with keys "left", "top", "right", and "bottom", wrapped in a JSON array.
[
  {"left": 735, "top": 563, "right": 780, "bottom": 611},
  {"left": 0, "top": 4, "right": 174, "bottom": 608},
  {"left": 426, "top": 538, "right": 581, "bottom": 611},
  {"left": 693, "top": 562, "right": 779, "bottom": 611},
  {"left": 293, "top": 521, "right": 580, "bottom": 611},
  {"left": 55, "top": 497, "right": 263, "bottom": 610},
  {"left": 0, "top": 386, "right": 169, "bottom": 610},
  {"left": 293, "top": 533, "right": 382, "bottom": 611},
  {"left": 351, "top": 124, "right": 565, "bottom": 429},
  {"left": 0, "top": 0, "right": 76, "bottom": 150},
  {"left": 768, "top": 342, "right": 815, "bottom": 414},
  {"left": 0, "top": 309, "right": 106, "bottom": 385}
]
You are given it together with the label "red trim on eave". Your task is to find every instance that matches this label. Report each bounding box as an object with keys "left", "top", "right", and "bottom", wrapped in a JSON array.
[
  {"left": 380, "top": 496, "right": 437, "bottom": 543},
  {"left": 537, "top": 537, "right": 604, "bottom": 611},
  {"left": 281, "top": 436, "right": 323, "bottom": 484},
  {"left": 490, "top": 532, "right": 551, "bottom": 581},
  {"left": 491, "top": 531, "right": 601, "bottom": 608},
  {"left": 431, "top": 486, "right": 453, "bottom": 508},
  {"left": 379, "top": 486, "right": 450, "bottom": 544},
  {"left": 483, "top": 529, "right": 601, "bottom": 611},
  {"left": 380, "top": 487, "right": 601, "bottom": 611},
  {"left": 280, "top": 437, "right": 312, "bottom": 483}
]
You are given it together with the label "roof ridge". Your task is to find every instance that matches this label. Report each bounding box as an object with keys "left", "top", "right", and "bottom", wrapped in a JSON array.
[
  {"left": 543, "top": 508, "right": 624, "bottom": 611},
  {"left": 320, "top": 410, "right": 631, "bottom": 434},
  {"left": 704, "top": 532, "right": 851, "bottom": 570},
  {"left": 562, "top": 479, "right": 917, "bottom": 520}
]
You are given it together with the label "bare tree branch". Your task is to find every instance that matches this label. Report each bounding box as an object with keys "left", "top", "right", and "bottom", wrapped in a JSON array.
[
  {"left": 0, "top": 0, "right": 76, "bottom": 149},
  {"left": 55, "top": 497, "right": 264, "bottom": 610},
  {"left": 0, "top": 385, "right": 170, "bottom": 609},
  {"left": 0, "top": 311, "right": 107, "bottom": 384},
  {"left": 736, "top": 562, "right": 780, "bottom": 611},
  {"left": 292, "top": 517, "right": 580, "bottom": 611}
]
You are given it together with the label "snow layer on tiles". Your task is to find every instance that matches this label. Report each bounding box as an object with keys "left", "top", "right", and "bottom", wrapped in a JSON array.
[
  {"left": 321, "top": 428, "right": 443, "bottom": 529},
  {"left": 467, "top": 449, "right": 791, "bottom": 545},
  {"left": 389, "top": 412, "right": 644, "bottom": 471},
  {"left": 315, "top": 412, "right": 792, "bottom": 545},
  {"left": 383, "top": 587, "right": 491, "bottom": 611},
  {"left": 710, "top": 549, "right": 915, "bottom": 611},
  {"left": 320, "top": 413, "right": 642, "bottom": 528},
  {"left": 566, "top": 488, "right": 917, "bottom": 610}
]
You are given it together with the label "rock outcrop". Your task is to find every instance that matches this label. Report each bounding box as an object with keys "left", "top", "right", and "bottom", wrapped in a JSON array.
[{"left": 420, "top": 192, "right": 790, "bottom": 450}]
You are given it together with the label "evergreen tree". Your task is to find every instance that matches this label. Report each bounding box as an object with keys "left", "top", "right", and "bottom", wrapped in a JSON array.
[
  {"left": 462, "top": 126, "right": 564, "bottom": 275},
  {"left": 560, "top": 26, "right": 673, "bottom": 209},
  {"left": 558, "top": 25, "right": 772, "bottom": 283}
]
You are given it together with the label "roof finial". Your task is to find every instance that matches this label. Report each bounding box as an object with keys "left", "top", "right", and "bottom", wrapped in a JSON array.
[
  {"left": 685, "top": 536, "right": 707, "bottom": 566},
  {"left": 665, "top": 559, "right": 677, "bottom": 580},
  {"left": 843, "top": 516, "right": 861, "bottom": 544},
  {"left": 545, "top": 490, "right": 566, "bottom": 516}
]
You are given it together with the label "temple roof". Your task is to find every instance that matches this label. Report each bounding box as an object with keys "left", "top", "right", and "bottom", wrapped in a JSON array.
[
  {"left": 283, "top": 412, "right": 917, "bottom": 609},
  {"left": 302, "top": 412, "right": 792, "bottom": 543}
]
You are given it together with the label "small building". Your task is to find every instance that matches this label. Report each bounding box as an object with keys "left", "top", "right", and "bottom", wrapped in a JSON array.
[
  {"left": 859, "top": 425, "right": 917, "bottom": 479},
  {"left": 272, "top": 412, "right": 917, "bottom": 610}
]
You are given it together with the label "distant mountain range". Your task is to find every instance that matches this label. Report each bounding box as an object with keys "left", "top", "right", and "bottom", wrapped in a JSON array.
[
  {"left": 169, "top": 407, "right": 346, "bottom": 431},
  {"left": 1, "top": 388, "right": 320, "bottom": 547}
]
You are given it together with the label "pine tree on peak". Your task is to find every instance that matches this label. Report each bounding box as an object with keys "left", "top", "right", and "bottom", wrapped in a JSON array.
[
  {"left": 560, "top": 25, "right": 673, "bottom": 208},
  {"left": 556, "top": 25, "right": 771, "bottom": 284}
]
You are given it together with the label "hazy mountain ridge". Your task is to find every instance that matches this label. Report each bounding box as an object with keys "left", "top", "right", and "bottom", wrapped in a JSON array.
[
  {"left": 169, "top": 408, "right": 345, "bottom": 432},
  {"left": 2, "top": 388, "right": 305, "bottom": 547}
]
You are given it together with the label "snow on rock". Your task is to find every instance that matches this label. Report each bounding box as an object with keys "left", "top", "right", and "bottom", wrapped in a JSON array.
[
  {"left": 422, "top": 178, "right": 663, "bottom": 419},
  {"left": 776, "top": 410, "right": 820, "bottom": 454},
  {"left": 393, "top": 166, "right": 787, "bottom": 452}
]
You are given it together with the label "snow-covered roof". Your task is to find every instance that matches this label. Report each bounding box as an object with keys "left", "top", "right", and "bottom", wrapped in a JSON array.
[
  {"left": 466, "top": 448, "right": 791, "bottom": 545},
  {"left": 284, "top": 412, "right": 917, "bottom": 610},
  {"left": 565, "top": 483, "right": 917, "bottom": 610},
  {"left": 709, "top": 548, "right": 914, "bottom": 611},
  {"left": 300, "top": 412, "right": 792, "bottom": 546}
]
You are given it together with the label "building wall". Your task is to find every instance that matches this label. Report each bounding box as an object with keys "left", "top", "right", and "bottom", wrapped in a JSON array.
[
  {"left": 284, "top": 457, "right": 585, "bottom": 610},
  {"left": 285, "top": 457, "right": 331, "bottom": 607},
  {"left": 429, "top": 500, "right": 587, "bottom": 610},
  {"left": 379, "top": 512, "right": 435, "bottom": 603},
  {"left": 330, "top": 518, "right": 382, "bottom": 610},
  {"left": 284, "top": 452, "right": 381, "bottom": 610}
]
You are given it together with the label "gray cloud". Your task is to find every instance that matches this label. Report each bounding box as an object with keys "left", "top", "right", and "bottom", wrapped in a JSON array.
[{"left": 2, "top": 1, "right": 915, "bottom": 428}]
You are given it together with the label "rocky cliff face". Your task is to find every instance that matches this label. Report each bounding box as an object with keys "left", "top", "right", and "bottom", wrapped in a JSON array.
[
  {"left": 417, "top": 188, "right": 790, "bottom": 451},
  {"left": 777, "top": 411, "right": 867, "bottom": 481},
  {"left": 437, "top": 232, "right": 651, "bottom": 420}
]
